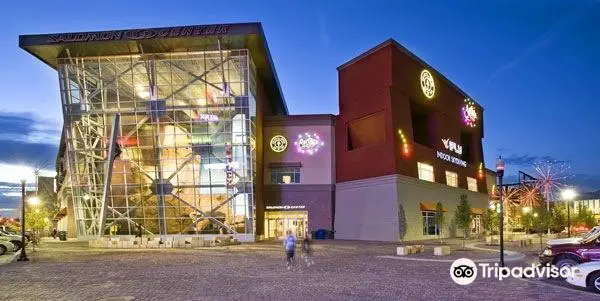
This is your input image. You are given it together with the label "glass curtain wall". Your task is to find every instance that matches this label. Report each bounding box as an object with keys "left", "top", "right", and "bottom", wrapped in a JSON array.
[{"left": 58, "top": 49, "right": 257, "bottom": 237}]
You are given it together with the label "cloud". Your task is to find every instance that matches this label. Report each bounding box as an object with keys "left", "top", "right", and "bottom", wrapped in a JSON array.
[
  {"left": 485, "top": 0, "right": 599, "bottom": 84},
  {"left": 501, "top": 153, "right": 569, "bottom": 167},
  {"left": 0, "top": 111, "right": 61, "bottom": 145},
  {"left": 317, "top": 11, "right": 330, "bottom": 47}
]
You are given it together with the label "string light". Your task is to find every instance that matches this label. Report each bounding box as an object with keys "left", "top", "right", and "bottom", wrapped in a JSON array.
[
  {"left": 398, "top": 129, "right": 410, "bottom": 157},
  {"left": 478, "top": 163, "right": 484, "bottom": 179}
]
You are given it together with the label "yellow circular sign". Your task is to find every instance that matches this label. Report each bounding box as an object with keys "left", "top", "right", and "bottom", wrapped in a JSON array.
[
  {"left": 420, "top": 69, "right": 435, "bottom": 99},
  {"left": 270, "top": 135, "right": 287, "bottom": 153}
]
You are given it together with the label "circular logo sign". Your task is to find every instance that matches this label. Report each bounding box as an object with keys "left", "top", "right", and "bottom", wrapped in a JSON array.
[
  {"left": 269, "top": 135, "right": 288, "bottom": 153},
  {"left": 420, "top": 69, "right": 435, "bottom": 99},
  {"left": 450, "top": 258, "right": 477, "bottom": 285},
  {"left": 294, "top": 132, "right": 324, "bottom": 155}
]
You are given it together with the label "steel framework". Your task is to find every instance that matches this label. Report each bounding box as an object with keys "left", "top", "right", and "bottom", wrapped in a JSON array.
[{"left": 58, "top": 47, "right": 257, "bottom": 237}]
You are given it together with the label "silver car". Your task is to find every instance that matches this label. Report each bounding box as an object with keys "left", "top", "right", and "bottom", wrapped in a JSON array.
[
  {"left": 0, "top": 239, "right": 15, "bottom": 255},
  {"left": 0, "top": 230, "right": 27, "bottom": 251}
]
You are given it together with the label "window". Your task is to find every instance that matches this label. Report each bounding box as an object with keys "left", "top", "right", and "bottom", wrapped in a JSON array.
[
  {"left": 417, "top": 162, "right": 434, "bottom": 182},
  {"left": 445, "top": 171, "right": 458, "bottom": 187},
  {"left": 410, "top": 101, "right": 435, "bottom": 148},
  {"left": 422, "top": 211, "right": 439, "bottom": 235},
  {"left": 270, "top": 167, "right": 300, "bottom": 184},
  {"left": 347, "top": 112, "right": 385, "bottom": 150},
  {"left": 460, "top": 131, "right": 474, "bottom": 163},
  {"left": 467, "top": 177, "right": 478, "bottom": 192}
]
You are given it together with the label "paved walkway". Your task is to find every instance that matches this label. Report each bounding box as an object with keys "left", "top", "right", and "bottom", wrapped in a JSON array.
[{"left": 376, "top": 242, "right": 526, "bottom": 263}]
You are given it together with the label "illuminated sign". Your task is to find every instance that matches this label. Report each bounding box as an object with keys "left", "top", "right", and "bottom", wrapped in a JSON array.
[
  {"left": 442, "top": 138, "right": 462, "bottom": 155},
  {"left": 462, "top": 99, "right": 478, "bottom": 127},
  {"left": 270, "top": 135, "right": 288, "bottom": 153},
  {"left": 198, "top": 114, "right": 219, "bottom": 122},
  {"left": 265, "top": 205, "right": 306, "bottom": 210},
  {"left": 294, "top": 132, "right": 324, "bottom": 155},
  {"left": 437, "top": 151, "right": 467, "bottom": 167},
  {"left": 249, "top": 137, "right": 256, "bottom": 150},
  {"left": 420, "top": 70, "right": 435, "bottom": 99}
]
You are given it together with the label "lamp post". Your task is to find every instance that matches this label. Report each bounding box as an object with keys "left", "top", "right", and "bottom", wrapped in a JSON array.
[
  {"left": 561, "top": 188, "right": 577, "bottom": 238},
  {"left": 496, "top": 156, "right": 505, "bottom": 267},
  {"left": 17, "top": 179, "right": 28, "bottom": 262}
]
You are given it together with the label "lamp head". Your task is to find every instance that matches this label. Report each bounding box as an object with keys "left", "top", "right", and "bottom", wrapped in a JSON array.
[{"left": 561, "top": 188, "right": 577, "bottom": 201}]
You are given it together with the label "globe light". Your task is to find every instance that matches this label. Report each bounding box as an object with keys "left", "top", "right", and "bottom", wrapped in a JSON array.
[
  {"left": 27, "top": 197, "right": 40, "bottom": 206},
  {"left": 561, "top": 188, "right": 577, "bottom": 201},
  {"left": 522, "top": 207, "right": 531, "bottom": 214}
]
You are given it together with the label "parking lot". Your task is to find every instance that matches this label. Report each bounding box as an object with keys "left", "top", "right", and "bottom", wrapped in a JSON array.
[{"left": 0, "top": 239, "right": 598, "bottom": 300}]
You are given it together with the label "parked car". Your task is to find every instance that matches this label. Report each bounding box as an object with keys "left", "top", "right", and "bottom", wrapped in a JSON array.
[
  {"left": 567, "top": 261, "right": 600, "bottom": 293},
  {"left": 539, "top": 226, "right": 600, "bottom": 269},
  {"left": 0, "top": 240, "right": 16, "bottom": 255},
  {"left": 0, "top": 229, "right": 27, "bottom": 251}
]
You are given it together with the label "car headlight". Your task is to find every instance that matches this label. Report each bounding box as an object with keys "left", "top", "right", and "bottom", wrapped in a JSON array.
[{"left": 542, "top": 248, "right": 552, "bottom": 256}]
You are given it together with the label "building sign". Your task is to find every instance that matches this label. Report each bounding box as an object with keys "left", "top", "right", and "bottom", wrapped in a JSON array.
[
  {"left": 198, "top": 113, "right": 219, "bottom": 122},
  {"left": 47, "top": 25, "right": 231, "bottom": 43},
  {"left": 462, "top": 99, "right": 478, "bottom": 127},
  {"left": 225, "top": 143, "right": 237, "bottom": 187},
  {"left": 441, "top": 138, "right": 462, "bottom": 155},
  {"left": 294, "top": 132, "right": 324, "bottom": 155},
  {"left": 249, "top": 137, "right": 256, "bottom": 150},
  {"left": 420, "top": 69, "right": 435, "bottom": 99},
  {"left": 437, "top": 151, "right": 467, "bottom": 167},
  {"left": 265, "top": 205, "right": 306, "bottom": 210},
  {"left": 270, "top": 135, "right": 288, "bottom": 153}
]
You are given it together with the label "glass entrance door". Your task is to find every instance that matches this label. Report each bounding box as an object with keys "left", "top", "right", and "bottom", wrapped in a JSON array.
[{"left": 264, "top": 211, "right": 308, "bottom": 239}]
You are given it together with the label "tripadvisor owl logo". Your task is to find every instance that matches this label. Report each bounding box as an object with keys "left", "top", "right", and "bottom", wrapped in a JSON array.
[{"left": 450, "top": 258, "right": 477, "bottom": 285}]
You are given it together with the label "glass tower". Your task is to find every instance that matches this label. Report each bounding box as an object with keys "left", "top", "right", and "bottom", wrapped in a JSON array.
[{"left": 58, "top": 49, "right": 257, "bottom": 237}]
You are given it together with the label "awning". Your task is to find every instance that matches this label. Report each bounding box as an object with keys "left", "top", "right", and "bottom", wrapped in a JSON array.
[
  {"left": 471, "top": 208, "right": 484, "bottom": 215},
  {"left": 53, "top": 207, "right": 67, "bottom": 221},
  {"left": 420, "top": 202, "right": 448, "bottom": 212}
]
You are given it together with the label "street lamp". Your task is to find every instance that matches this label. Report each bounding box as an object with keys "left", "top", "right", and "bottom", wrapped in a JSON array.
[
  {"left": 522, "top": 207, "right": 531, "bottom": 214},
  {"left": 496, "top": 156, "right": 505, "bottom": 267},
  {"left": 27, "top": 197, "right": 40, "bottom": 206},
  {"left": 561, "top": 188, "right": 577, "bottom": 238},
  {"left": 17, "top": 179, "right": 28, "bottom": 262}
]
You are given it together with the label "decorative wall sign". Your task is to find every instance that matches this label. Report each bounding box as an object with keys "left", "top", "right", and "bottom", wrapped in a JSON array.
[
  {"left": 436, "top": 151, "right": 467, "bottom": 167},
  {"left": 294, "top": 132, "right": 324, "bottom": 155},
  {"left": 225, "top": 143, "right": 236, "bottom": 187},
  {"left": 462, "top": 99, "right": 478, "bottom": 127},
  {"left": 270, "top": 135, "right": 288, "bottom": 153},
  {"left": 249, "top": 137, "right": 256, "bottom": 151},
  {"left": 420, "top": 69, "right": 435, "bottom": 99},
  {"left": 441, "top": 138, "right": 463, "bottom": 155}
]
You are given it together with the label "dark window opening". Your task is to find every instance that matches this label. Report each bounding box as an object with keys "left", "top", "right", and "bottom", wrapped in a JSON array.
[
  {"left": 460, "top": 131, "right": 474, "bottom": 163},
  {"left": 410, "top": 101, "right": 435, "bottom": 148},
  {"left": 347, "top": 112, "right": 385, "bottom": 151}
]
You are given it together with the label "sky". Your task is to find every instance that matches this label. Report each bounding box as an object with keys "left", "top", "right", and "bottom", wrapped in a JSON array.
[{"left": 0, "top": 0, "right": 599, "bottom": 213}]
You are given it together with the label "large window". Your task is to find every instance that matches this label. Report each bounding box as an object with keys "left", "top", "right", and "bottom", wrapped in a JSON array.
[
  {"left": 270, "top": 167, "right": 301, "bottom": 184},
  {"left": 445, "top": 171, "right": 458, "bottom": 187},
  {"left": 418, "top": 162, "right": 434, "bottom": 182},
  {"left": 422, "top": 211, "right": 438, "bottom": 235},
  {"left": 410, "top": 101, "right": 435, "bottom": 148},
  {"left": 467, "top": 177, "right": 478, "bottom": 192}
]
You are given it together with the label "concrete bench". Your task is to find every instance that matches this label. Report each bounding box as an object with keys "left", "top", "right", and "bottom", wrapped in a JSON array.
[{"left": 434, "top": 246, "right": 451, "bottom": 256}]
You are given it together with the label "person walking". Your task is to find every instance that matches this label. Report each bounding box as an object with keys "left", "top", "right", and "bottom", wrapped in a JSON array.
[
  {"left": 283, "top": 230, "right": 297, "bottom": 271},
  {"left": 51, "top": 228, "right": 58, "bottom": 240},
  {"left": 301, "top": 231, "right": 313, "bottom": 267}
]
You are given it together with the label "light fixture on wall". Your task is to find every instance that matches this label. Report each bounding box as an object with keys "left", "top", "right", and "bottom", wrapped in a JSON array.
[
  {"left": 420, "top": 69, "right": 435, "bottom": 99},
  {"left": 398, "top": 129, "right": 410, "bottom": 157},
  {"left": 462, "top": 99, "right": 478, "bottom": 127}
]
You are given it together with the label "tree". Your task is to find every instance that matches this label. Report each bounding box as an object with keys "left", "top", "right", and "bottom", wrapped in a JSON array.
[
  {"left": 482, "top": 208, "right": 499, "bottom": 235},
  {"left": 25, "top": 205, "right": 51, "bottom": 246},
  {"left": 531, "top": 205, "right": 551, "bottom": 251},
  {"left": 454, "top": 194, "right": 472, "bottom": 249},
  {"left": 574, "top": 203, "right": 596, "bottom": 229},
  {"left": 435, "top": 202, "right": 445, "bottom": 243},
  {"left": 551, "top": 203, "right": 567, "bottom": 232},
  {"left": 521, "top": 212, "right": 534, "bottom": 234}
]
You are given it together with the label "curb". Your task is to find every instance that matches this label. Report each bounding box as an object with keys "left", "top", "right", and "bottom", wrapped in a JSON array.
[
  {"left": 377, "top": 242, "right": 526, "bottom": 263},
  {"left": 0, "top": 250, "right": 22, "bottom": 265}
]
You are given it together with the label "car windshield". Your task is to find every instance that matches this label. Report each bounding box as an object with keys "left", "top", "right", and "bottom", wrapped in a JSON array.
[{"left": 581, "top": 227, "right": 600, "bottom": 242}]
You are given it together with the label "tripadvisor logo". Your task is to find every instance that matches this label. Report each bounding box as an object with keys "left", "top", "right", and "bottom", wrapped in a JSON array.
[{"left": 450, "top": 258, "right": 578, "bottom": 285}]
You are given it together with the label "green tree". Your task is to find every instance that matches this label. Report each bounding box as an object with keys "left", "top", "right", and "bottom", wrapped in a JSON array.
[
  {"left": 531, "top": 206, "right": 551, "bottom": 251},
  {"left": 25, "top": 205, "right": 50, "bottom": 245},
  {"left": 482, "top": 208, "right": 499, "bottom": 235},
  {"left": 551, "top": 203, "right": 567, "bottom": 233},
  {"left": 521, "top": 212, "right": 534, "bottom": 234},
  {"left": 574, "top": 203, "right": 596, "bottom": 229},
  {"left": 435, "top": 202, "right": 445, "bottom": 243},
  {"left": 454, "top": 194, "right": 472, "bottom": 249}
]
